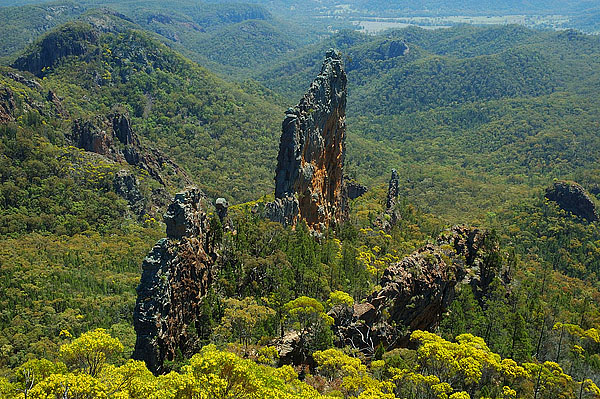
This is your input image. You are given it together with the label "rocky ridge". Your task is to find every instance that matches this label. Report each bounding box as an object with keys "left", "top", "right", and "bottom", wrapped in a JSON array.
[
  {"left": 0, "top": 87, "right": 16, "bottom": 123},
  {"left": 133, "top": 188, "right": 218, "bottom": 374},
  {"left": 266, "top": 50, "right": 348, "bottom": 230},
  {"left": 330, "top": 226, "right": 503, "bottom": 355},
  {"left": 70, "top": 111, "right": 191, "bottom": 216}
]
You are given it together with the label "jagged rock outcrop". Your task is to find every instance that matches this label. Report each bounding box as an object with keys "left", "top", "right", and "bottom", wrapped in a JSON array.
[
  {"left": 71, "top": 118, "right": 115, "bottom": 156},
  {"left": 133, "top": 188, "right": 217, "bottom": 374},
  {"left": 346, "top": 179, "right": 368, "bottom": 200},
  {"left": 386, "top": 169, "right": 399, "bottom": 210},
  {"left": 215, "top": 198, "right": 228, "bottom": 222},
  {"left": 69, "top": 111, "right": 191, "bottom": 215},
  {"left": 331, "top": 226, "right": 502, "bottom": 355},
  {"left": 113, "top": 170, "right": 146, "bottom": 217},
  {"left": 47, "top": 90, "right": 68, "bottom": 117},
  {"left": 545, "top": 181, "right": 599, "bottom": 222},
  {"left": 6, "top": 72, "right": 42, "bottom": 90},
  {"left": 374, "top": 169, "right": 401, "bottom": 230},
  {"left": 0, "top": 87, "right": 16, "bottom": 123},
  {"left": 266, "top": 50, "right": 348, "bottom": 230},
  {"left": 113, "top": 112, "right": 134, "bottom": 145}
]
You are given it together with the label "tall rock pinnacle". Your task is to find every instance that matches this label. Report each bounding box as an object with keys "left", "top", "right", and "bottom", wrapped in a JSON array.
[
  {"left": 133, "top": 188, "right": 217, "bottom": 374},
  {"left": 266, "top": 49, "right": 348, "bottom": 230}
]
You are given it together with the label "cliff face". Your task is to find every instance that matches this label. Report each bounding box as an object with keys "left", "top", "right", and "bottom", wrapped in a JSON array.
[
  {"left": 12, "top": 23, "right": 99, "bottom": 77},
  {"left": 331, "top": 226, "right": 503, "bottom": 355},
  {"left": 545, "top": 181, "right": 599, "bottom": 222},
  {"left": 266, "top": 50, "right": 348, "bottom": 230},
  {"left": 133, "top": 188, "right": 217, "bottom": 374}
]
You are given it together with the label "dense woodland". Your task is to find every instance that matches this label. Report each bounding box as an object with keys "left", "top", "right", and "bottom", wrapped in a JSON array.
[{"left": 1, "top": 1, "right": 600, "bottom": 398}]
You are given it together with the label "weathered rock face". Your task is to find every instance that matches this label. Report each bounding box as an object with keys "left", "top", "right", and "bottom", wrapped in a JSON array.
[
  {"left": 12, "top": 23, "right": 99, "bottom": 77},
  {"left": 374, "top": 169, "right": 401, "bottom": 231},
  {"left": 346, "top": 179, "right": 368, "bottom": 200},
  {"left": 545, "top": 181, "right": 599, "bottom": 222},
  {"left": 113, "top": 113, "right": 135, "bottom": 145},
  {"left": 0, "top": 87, "right": 16, "bottom": 123},
  {"left": 331, "top": 226, "right": 502, "bottom": 355},
  {"left": 377, "top": 40, "right": 409, "bottom": 59},
  {"left": 6, "top": 71, "right": 42, "bottom": 90},
  {"left": 71, "top": 118, "right": 115, "bottom": 156},
  {"left": 267, "top": 50, "right": 348, "bottom": 230},
  {"left": 47, "top": 90, "right": 68, "bottom": 118},
  {"left": 386, "top": 169, "right": 399, "bottom": 210},
  {"left": 113, "top": 170, "right": 146, "bottom": 217},
  {"left": 133, "top": 188, "right": 217, "bottom": 374}
]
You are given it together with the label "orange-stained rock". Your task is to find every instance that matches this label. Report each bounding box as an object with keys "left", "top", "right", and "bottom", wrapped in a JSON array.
[{"left": 266, "top": 49, "right": 348, "bottom": 230}]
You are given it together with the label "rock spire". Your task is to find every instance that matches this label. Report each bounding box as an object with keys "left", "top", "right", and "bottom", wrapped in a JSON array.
[
  {"left": 266, "top": 49, "right": 348, "bottom": 230},
  {"left": 133, "top": 188, "right": 217, "bottom": 374}
]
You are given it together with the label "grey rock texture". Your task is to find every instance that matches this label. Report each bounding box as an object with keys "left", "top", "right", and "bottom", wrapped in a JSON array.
[
  {"left": 375, "top": 169, "right": 401, "bottom": 231},
  {"left": 0, "top": 87, "right": 16, "bottom": 123},
  {"left": 113, "top": 170, "right": 146, "bottom": 216},
  {"left": 267, "top": 50, "right": 348, "bottom": 230},
  {"left": 164, "top": 189, "right": 204, "bottom": 239},
  {"left": 386, "top": 169, "right": 399, "bottom": 210},
  {"left": 331, "top": 226, "right": 502, "bottom": 355},
  {"left": 133, "top": 187, "right": 217, "bottom": 374},
  {"left": 346, "top": 179, "right": 368, "bottom": 200},
  {"left": 545, "top": 180, "right": 599, "bottom": 222},
  {"left": 113, "top": 112, "right": 134, "bottom": 145},
  {"left": 71, "top": 118, "right": 115, "bottom": 156},
  {"left": 265, "top": 196, "right": 300, "bottom": 227},
  {"left": 215, "top": 197, "right": 228, "bottom": 221}
]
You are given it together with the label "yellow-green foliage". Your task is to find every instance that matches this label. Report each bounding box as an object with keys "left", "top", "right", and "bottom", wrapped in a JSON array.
[
  {"left": 4, "top": 330, "right": 326, "bottom": 399},
  {"left": 60, "top": 328, "right": 124, "bottom": 377},
  {"left": 326, "top": 291, "right": 354, "bottom": 309},
  {"left": 214, "top": 297, "right": 275, "bottom": 348},
  {"left": 4, "top": 328, "right": 600, "bottom": 399},
  {"left": 313, "top": 348, "right": 366, "bottom": 381},
  {"left": 285, "top": 296, "right": 334, "bottom": 330}
]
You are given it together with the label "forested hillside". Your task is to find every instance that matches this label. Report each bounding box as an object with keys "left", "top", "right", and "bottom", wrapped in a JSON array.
[
  {"left": 0, "top": 0, "right": 322, "bottom": 77},
  {"left": 253, "top": 25, "right": 600, "bottom": 221},
  {"left": 1, "top": 3, "right": 600, "bottom": 399}
]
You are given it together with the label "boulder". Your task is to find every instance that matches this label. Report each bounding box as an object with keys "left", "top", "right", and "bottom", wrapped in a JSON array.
[
  {"left": 215, "top": 197, "right": 228, "bottom": 221},
  {"left": 545, "top": 180, "right": 599, "bottom": 222},
  {"left": 346, "top": 179, "right": 368, "bottom": 200}
]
